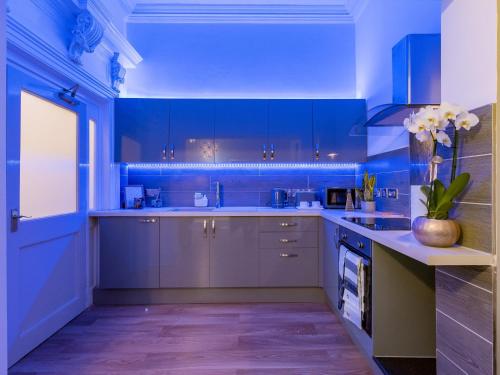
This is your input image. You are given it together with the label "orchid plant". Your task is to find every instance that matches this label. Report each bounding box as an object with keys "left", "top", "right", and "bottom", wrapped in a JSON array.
[{"left": 404, "top": 103, "right": 480, "bottom": 220}]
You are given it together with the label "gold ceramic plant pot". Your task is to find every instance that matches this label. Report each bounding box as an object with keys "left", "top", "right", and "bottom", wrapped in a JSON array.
[{"left": 412, "top": 216, "right": 461, "bottom": 247}]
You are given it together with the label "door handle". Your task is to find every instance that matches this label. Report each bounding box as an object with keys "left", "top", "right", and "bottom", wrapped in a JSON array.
[
  {"left": 270, "top": 144, "right": 275, "bottom": 160},
  {"left": 279, "top": 238, "right": 297, "bottom": 243},
  {"left": 262, "top": 144, "right": 267, "bottom": 161},
  {"left": 10, "top": 209, "right": 31, "bottom": 232},
  {"left": 203, "top": 219, "right": 208, "bottom": 237},
  {"left": 162, "top": 145, "right": 167, "bottom": 160},
  {"left": 170, "top": 144, "right": 175, "bottom": 160},
  {"left": 315, "top": 144, "right": 320, "bottom": 160},
  {"left": 212, "top": 219, "right": 215, "bottom": 238},
  {"left": 279, "top": 222, "right": 297, "bottom": 227},
  {"left": 280, "top": 253, "right": 298, "bottom": 258},
  {"left": 139, "top": 218, "right": 157, "bottom": 223}
]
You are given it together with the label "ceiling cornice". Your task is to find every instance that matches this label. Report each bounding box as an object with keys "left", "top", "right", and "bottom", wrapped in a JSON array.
[{"left": 128, "top": 3, "right": 356, "bottom": 24}]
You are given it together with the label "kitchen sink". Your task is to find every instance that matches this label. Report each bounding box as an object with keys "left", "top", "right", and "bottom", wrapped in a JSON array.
[{"left": 170, "top": 207, "right": 215, "bottom": 212}]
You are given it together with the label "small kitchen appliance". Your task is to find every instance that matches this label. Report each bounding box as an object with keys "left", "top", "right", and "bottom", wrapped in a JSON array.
[{"left": 321, "top": 187, "right": 356, "bottom": 209}]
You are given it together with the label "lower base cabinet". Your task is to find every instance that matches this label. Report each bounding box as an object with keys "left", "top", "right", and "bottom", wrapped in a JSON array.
[
  {"left": 259, "top": 248, "right": 318, "bottom": 287},
  {"left": 323, "top": 220, "right": 339, "bottom": 305},
  {"left": 160, "top": 217, "right": 210, "bottom": 288},
  {"left": 99, "top": 217, "right": 160, "bottom": 289}
]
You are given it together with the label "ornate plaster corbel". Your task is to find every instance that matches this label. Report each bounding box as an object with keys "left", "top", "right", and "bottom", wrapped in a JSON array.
[
  {"left": 110, "top": 52, "right": 126, "bottom": 93},
  {"left": 68, "top": 5, "right": 104, "bottom": 65}
]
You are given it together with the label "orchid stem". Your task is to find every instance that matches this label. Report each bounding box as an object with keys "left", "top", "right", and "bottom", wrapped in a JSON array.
[
  {"left": 426, "top": 139, "right": 438, "bottom": 216},
  {"left": 451, "top": 128, "right": 459, "bottom": 183}
]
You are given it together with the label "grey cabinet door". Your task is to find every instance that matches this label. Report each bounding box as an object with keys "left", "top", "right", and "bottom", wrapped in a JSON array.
[
  {"left": 159, "top": 217, "right": 210, "bottom": 287},
  {"left": 169, "top": 100, "right": 215, "bottom": 163},
  {"left": 312, "top": 100, "right": 367, "bottom": 163},
  {"left": 114, "top": 99, "right": 169, "bottom": 162},
  {"left": 259, "top": 248, "right": 318, "bottom": 287},
  {"left": 323, "top": 220, "right": 339, "bottom": 306},
  {"left": 268, "top": 100, "right": 313, "bottom": 162},
  {"left": 214, "top": 100, "right": 269, "bottom": 163},
  {"left": 99, "top": 217, "right": 160, "bottom": 289},
  {"left": 210, "top": 217, "right": 259, "bottom": 287}
]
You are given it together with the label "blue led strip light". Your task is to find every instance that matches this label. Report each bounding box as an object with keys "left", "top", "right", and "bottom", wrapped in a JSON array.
[{"left": 126, "top": 163, "right": 359, "bottom": 170}]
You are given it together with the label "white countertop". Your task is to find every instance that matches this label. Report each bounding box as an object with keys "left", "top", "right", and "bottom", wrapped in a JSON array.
[{"left": 89, "top": 207, "right": 494, "bottom": 266}]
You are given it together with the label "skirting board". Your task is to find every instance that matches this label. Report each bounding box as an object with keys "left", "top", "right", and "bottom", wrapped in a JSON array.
[{"left": 93, "top": 287, "right": 326, "bottom": 305}]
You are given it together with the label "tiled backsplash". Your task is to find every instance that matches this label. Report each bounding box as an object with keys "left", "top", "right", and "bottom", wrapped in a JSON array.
[
  {"left": 122, "top": 164, "right": 358, "bottom": 207},
  {"left": 356, "top": 147, "right": 411, "bottom": 217}
]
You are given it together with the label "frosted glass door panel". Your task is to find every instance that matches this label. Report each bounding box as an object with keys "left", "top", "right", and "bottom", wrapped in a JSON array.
[{"left": 20, "top": 91, "right": 78, "bottom": 219}]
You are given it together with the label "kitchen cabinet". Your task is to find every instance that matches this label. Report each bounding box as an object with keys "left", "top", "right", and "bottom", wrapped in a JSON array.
[
  {"left": 169, "top": 100, "right": 215, "bottom": 163},
  {"left": 159, "top": 217, "right": 210, "bottom": 287},
  {"left": 114, "top": 99, "right": 169, "bottom": 162},
  {"left": 99, "top": 217, "right": 160, "bottom": 288},
  {"left": 214, "top": 100, "right": 268, "bottom": 163},
  {"left": 210, "top": 217, "right": 259, "bottom": 287},
  {"left": 313, "top": 100, "right": 367, "bottom": 163},
  {"left": 268, "top": 100, "right": 313, "bottom": 162},
  {"left": 323, "top": 220, "right": 339, "bottom": 307}
]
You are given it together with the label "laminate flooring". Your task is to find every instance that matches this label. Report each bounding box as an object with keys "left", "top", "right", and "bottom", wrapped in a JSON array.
[{"left": 9, "top": 303, "right": 373, "bottom": 375}]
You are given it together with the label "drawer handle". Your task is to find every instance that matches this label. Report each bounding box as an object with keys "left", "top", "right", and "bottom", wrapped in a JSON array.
[
  {"left": 280, "top": 222, "right": 297, "bottom": 227},
  {"left": 280, "top": 253, "right": 298, "bottom": 258},
  {"left": 139, "top": 218, "right": 157, "bottom": 223},
  {"left": 280, "top": 238, "right": 297, "bottom": 243}
]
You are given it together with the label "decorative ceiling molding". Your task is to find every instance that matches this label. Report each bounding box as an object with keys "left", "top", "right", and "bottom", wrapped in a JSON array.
[
  {"left": 345, "top": 0, "right": 369, "bottom": 22},
  {"left": 128, "top": 2, "right": 359, "bottom": 24},
  {"left": 6, "top": 15, "right": 117, "bottom": 98}
]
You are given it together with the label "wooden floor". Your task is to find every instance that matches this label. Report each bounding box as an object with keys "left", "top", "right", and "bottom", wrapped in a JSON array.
[{"left": 9, "top": 303, "right": 373, "bottom": 375}]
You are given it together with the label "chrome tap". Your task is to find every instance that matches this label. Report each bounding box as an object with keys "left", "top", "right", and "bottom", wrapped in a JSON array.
[{"left": 215, "top": 181, "right": 222, "bottom": 208}]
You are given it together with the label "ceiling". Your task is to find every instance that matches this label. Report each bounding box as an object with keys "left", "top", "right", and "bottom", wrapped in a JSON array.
[{"left": 126, "top": 0, "right": 369, "bottom": 24}]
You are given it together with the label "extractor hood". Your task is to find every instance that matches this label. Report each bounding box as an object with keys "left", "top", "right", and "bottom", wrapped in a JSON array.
[{"left": 364, "top": 34, "right": 441, "bottom": 128}]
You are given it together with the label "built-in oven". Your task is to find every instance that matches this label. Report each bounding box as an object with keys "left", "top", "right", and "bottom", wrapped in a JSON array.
[{"left": 338, "top": 226, "right": 372, "bottom": 336}]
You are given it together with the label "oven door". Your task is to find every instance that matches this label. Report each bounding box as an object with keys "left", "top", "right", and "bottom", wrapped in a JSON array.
[{"left": 338, "top": 243, "right": 372, "bottom": 336}]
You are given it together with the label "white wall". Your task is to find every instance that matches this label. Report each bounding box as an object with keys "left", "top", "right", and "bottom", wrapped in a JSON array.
[
  {"left": 355, "top": 0, "right": 441, "bottom": 156},
  {"left": 125, "top": 22, "right": 357, "bottom": 98},
  {"left": 0, "top": 2, "right": 7, "bottom": 375},
  {"left": 441, "top": 0, "right": 497, "bottom": 109}
]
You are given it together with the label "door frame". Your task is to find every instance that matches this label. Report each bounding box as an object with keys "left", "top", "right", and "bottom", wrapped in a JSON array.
[{"left": 0, "top": 3, "right": 7, "bottom": 375}]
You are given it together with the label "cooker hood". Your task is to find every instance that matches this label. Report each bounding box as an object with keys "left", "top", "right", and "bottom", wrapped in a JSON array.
[{"left": 364, "top": 34, "right": 441, "bottom": 128}]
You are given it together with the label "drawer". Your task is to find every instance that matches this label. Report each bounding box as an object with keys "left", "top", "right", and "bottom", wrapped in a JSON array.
[
  {"left": 259, "top": 217, "right": 318, "bottom": 232},
  {"left": 259, "top": 231, "right": 318, "bottom": 249},
  {"left": 259, "top": 248, "right": 318, "bottom": 287}
]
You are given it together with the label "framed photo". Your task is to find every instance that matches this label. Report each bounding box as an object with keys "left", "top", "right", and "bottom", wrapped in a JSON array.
[{"left": 123, "top": 185, "right": 144, "bottom": 209}]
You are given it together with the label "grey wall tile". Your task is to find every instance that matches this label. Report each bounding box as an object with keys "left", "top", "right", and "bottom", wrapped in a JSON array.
[
  {"left": 215, "top": 175, "right": 308, "bottom": 192},
  {"left": 221, "top": 192, "right": 261, "bottom": 207},
  {"left": 375, "top": 170, "right": 410, "bottom": 194},
  {"left": 449, "top": 203, "right": 493, "bottom": 253},
  {"left": 436, "top": 311, "right": 493, "bottom": 375},
  {"left": 437, "top": 351, "right": 467, "bottom": 375},
  {"left": 437, "top": 266, "right": 493, "bottom": 292},
  {"left": 436, "top": 270, "right": 493, "bottom": 341},
  {"left": 307, "top": 175, "right": 356, "bottom": 189},
  {"left": 437, "top": 155, "right": 492, "bottom": 204},
  {"left": 375, "top": 193, "right": 410, "bottom": 217}
]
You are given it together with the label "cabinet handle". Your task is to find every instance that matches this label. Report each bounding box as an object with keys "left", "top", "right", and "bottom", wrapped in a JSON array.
[
  {"left": 212, "top": 219, "right": 216, "bottom": 237},
  {"left": 262, "top": 144, "right": 267, "bottom": 161},
  {"left": 170, "top": 145, "right": 175, "bottom": 160},
  {"left": 139, "top": 218, "right": 157, "bottom": 223},
  {"left": 280, "top": 222, "right": 297, "bottom": 227},
  {"left": 203, "top": 219, "right": 207, "bottom": 237},
  {"left": 270, "top": 144, "right": 275, "bottom": 160},
  {"left": 315, "top": 144, "right": 320, "bottom": 160},
  {"left": 280, "top": 253, "right": 298, "bottom": 258},
  {"left": 280, "top": 238, "right": 297, "bottom": 243},
  {"left": 161, "top": 145, "right": 167, "bottom": 160}
]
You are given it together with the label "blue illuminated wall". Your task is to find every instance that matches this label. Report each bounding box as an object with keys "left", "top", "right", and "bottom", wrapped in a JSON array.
[
  {"left": 124, "top": 23, "right": 356, "bottom": 98},
  {"left": 123, "top": 164, "right": 358, "bottom": 207}
]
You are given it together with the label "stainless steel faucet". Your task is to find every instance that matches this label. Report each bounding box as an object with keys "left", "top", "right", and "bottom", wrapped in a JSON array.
[{"left": 215, "top": 181, "right": 222, "bottom": 208}]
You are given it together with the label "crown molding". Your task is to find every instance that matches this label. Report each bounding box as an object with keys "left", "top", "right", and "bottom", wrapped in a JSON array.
[
  {"left": 345, "top": 0, "right": 368, "bottom": 22},
  {"left": 129, "top": 3, "right": 355, "bottom": 24},
  {"left": 6, "top": 15, "right": 117, "bottom": 98}
]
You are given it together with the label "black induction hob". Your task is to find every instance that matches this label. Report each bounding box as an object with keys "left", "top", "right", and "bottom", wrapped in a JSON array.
[{"left": 342, "top": 217, "right": 411, "bottom": 231}]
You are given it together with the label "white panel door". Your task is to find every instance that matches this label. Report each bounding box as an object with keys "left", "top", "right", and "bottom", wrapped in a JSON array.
[{"left": 6, "top": 67, "right": 88, "bottom": 366}]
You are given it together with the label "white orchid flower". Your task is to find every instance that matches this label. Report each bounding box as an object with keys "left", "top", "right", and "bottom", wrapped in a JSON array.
[
  {"left": 455, "top": 111, "right": 480, "bottom": 131},
  {"left": 439, "top": 102, "right": 464, "bottom": 122},
  {"left": 418, "top": 107, "right": 440, "bottom": 131},
  {"left": 435, "top": 131, "right": 452, "bottom": 147},
  {"left": 415, "top": 130, "right": 431, "bottom": 143}
]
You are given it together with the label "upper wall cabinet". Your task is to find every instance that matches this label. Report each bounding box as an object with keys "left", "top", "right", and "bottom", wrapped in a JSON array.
[
  {"left": 115, "top": 99, "right": 169, "bottom": 162},
  {"left": 313, "top": 99, "right": 367, "bottom": 163},
  {"left": 169, "top": 100, "right": 215, "bottom": 163},
  {"left": 214, "top": 100, "right": 268, "bottom": 163},
  {"left": 268, "top": 100, "right": 313, "bottom": 162}
]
